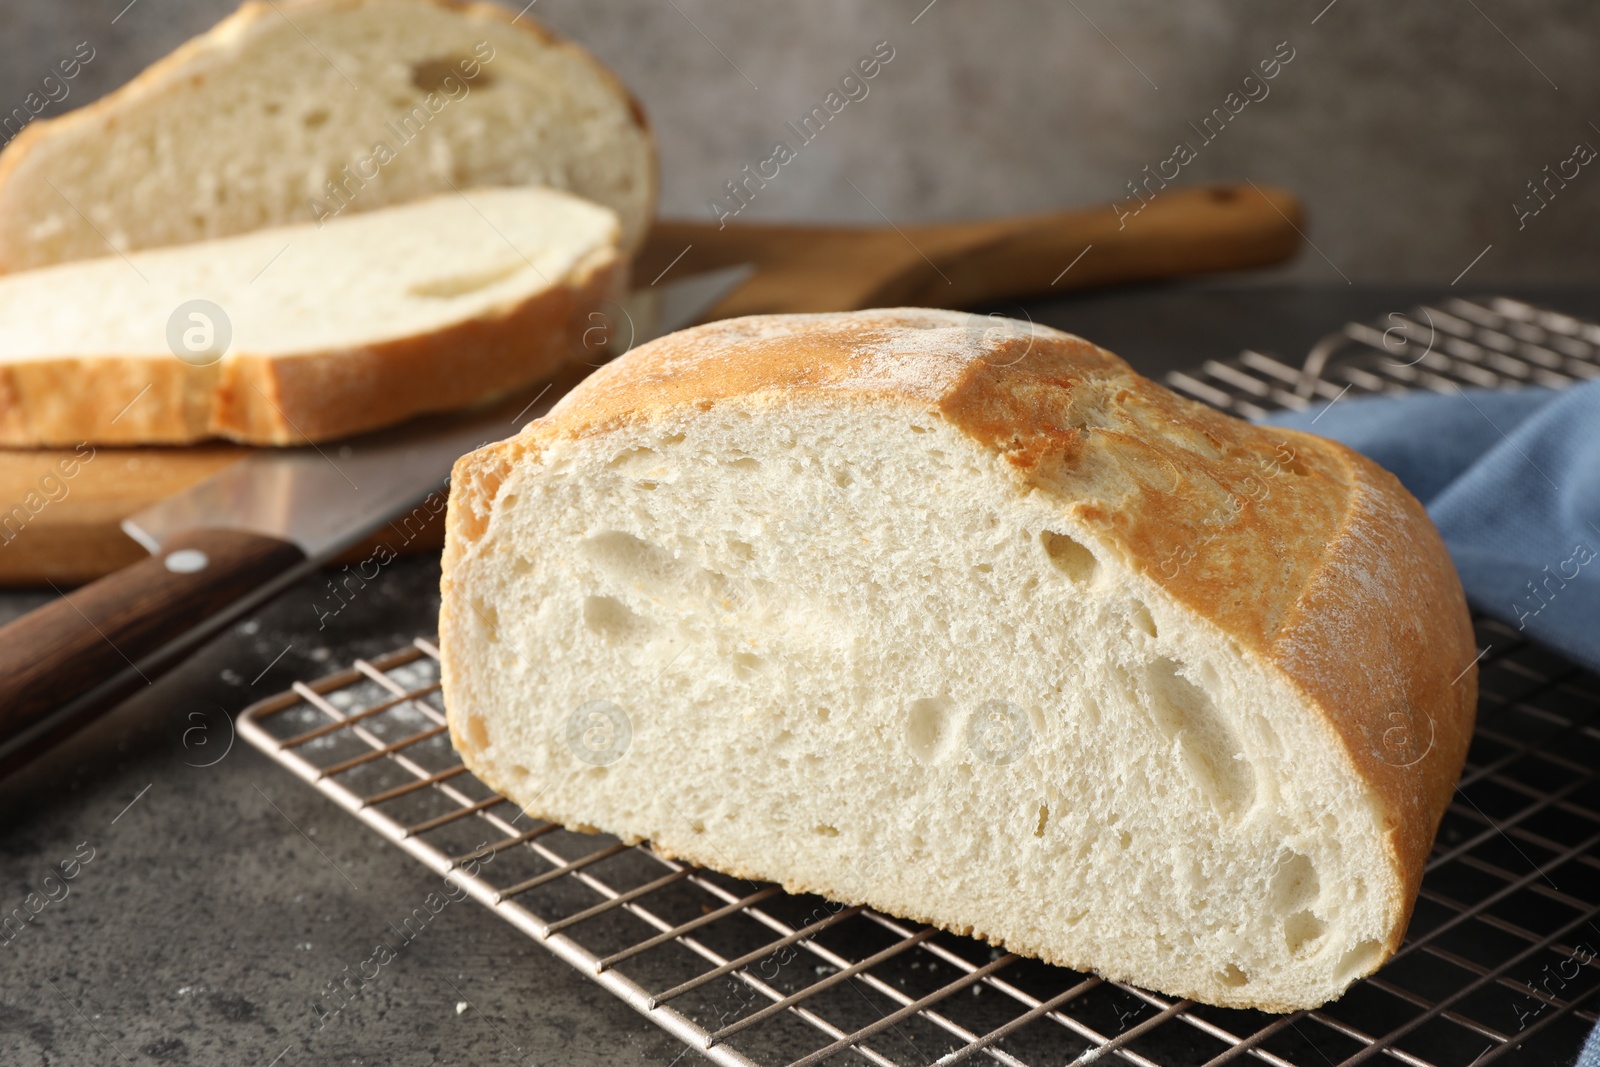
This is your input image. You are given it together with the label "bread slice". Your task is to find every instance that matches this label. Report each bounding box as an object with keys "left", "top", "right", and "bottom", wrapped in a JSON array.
[
  {"left": 0, "top": 186, "right": 622, "bottom": 446},
  {"left": 0, "top": 0, "right": 654, "bottom": 271},
  {"left": 438, "top": 309, "right": 1477, "bottom": 1011}
]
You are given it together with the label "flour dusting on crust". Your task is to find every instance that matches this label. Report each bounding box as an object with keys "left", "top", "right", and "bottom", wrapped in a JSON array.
[{"left": 546, "top": 307, "right": 1085, "bottom": 421}]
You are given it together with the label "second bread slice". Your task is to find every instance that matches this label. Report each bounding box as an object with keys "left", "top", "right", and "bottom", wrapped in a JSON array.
[
  {"left": 0, "top": 0, "right": 656, "bottom": 268},
  {"left": 0, "top": 186, "right": 623, "bottom": 446}
]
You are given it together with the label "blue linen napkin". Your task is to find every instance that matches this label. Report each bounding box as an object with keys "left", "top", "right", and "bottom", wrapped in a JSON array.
[
  {"left": 1584, "top": 1007, "right": 1600, "bottom": 1067},
  {"left": 1261, "top": 377, "right": 1600, "bottom": 675}
]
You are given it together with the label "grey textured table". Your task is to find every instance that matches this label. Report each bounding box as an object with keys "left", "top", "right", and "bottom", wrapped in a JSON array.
[{"left": 2, "top": 282, "right": 1596, "bottom": 1066}]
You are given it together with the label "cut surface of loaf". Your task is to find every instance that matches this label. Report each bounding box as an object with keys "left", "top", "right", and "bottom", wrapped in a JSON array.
[
  {"left": 0, "top": 186, "right": 621, "bottom": 445},
  {"left": 439, "top": 309, "right": 1477, "bottom": 1011},
  {"left": 0, "top": 0, "right": 654, "bottom": 270}
]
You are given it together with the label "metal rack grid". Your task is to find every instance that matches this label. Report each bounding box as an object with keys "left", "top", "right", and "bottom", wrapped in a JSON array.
[
  {"left": 239, "top": 296, "right": 1600, "bottom": 1066},
  {"left": 1164, "top": 295, "right": 1600, "bottom": 420}
]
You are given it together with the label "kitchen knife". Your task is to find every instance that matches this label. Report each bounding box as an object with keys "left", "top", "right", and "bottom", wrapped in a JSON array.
[{"left": 0, "top": 264, "right": 753, "bottom": 775}]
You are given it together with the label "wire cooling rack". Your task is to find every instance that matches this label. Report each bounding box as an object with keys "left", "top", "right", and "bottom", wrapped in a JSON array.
[
  {"left": 1165, "top": 295, "right": 1600, "bottom": 418},
  {"left": 240, "top": 296, "right": 1600, "bottom": 1066}
]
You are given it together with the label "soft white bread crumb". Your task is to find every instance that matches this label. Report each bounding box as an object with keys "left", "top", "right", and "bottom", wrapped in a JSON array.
[
  {"left": 439, "top": 309, "right": 1477, "bottom": 1011},
  {"left": 0, "top": 0, "right": 655, "bottom": 270},
  {"left": 0, "top": 186, "right": 623, "bottom": 445}
]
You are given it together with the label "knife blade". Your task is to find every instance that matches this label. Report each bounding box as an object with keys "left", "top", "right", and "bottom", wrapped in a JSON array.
[
  {"left": 612, "top": 262, "right": 755, "bottom": 353},
  {"left": 0, "top": 264, "right": 752, "bottom": 775},
  {"left": 120, "top": 404, "right": 515, "bottom": 559}
]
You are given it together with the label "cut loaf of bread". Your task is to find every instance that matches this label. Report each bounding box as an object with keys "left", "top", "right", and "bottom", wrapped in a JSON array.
[
  {"left": 439, "top": 309, "right": 1477, "bottom": 1011},
  {"left": 0, "top": 0, "right": 654, "bottom": 271},
  {"left": 0, "top": 186, "right": 622, "bottom": 446}
]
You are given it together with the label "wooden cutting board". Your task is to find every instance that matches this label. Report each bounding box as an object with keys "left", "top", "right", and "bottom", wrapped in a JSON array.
[
  {"left": 0, "top": 183, "right": 1302, "bottom": 586},
  {"left": 636, "top": 183, "right": 1302, "bottom": 318}
]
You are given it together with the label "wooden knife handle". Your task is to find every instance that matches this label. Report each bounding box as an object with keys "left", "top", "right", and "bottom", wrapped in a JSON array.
[{"left": 0, "top": 528, "right": 304, "bottom": 769}]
